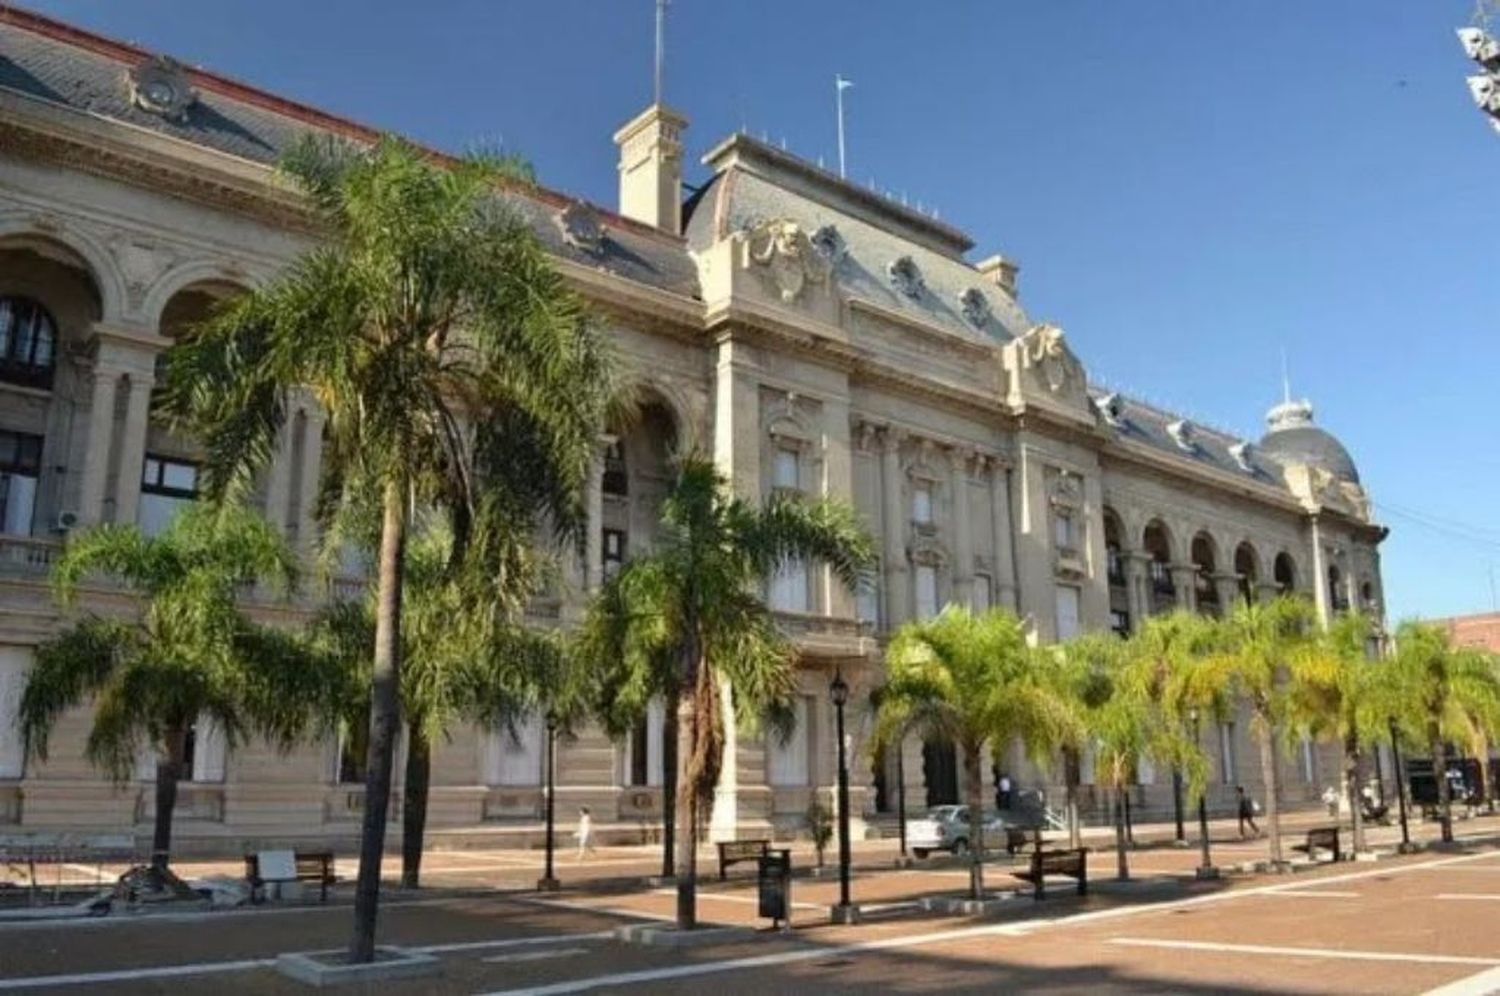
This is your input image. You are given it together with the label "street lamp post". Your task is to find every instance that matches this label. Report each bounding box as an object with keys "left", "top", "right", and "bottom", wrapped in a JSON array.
[
  {"left": 538, "top": 711, "right": 560, "bottom": 891},
  {"left": 895, "top": 735, "right": 909, "bottom": 864},
  {"left": 830, "top": 667, "right": 859, "bottom": 924},
  {"left": 1172, "top": 767, "right": 1186, "bottom": 845},
  {"left": 1191, "top": 708, "right": 1217, "bottom": 879}
]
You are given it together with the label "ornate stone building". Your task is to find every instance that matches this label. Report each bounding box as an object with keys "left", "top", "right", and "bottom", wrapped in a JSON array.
[{"left": 0, "top": 10, "right": 1386, "bottom": 848}]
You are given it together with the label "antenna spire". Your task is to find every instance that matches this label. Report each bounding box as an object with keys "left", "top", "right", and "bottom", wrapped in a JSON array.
[
  {"left": 654, "top": 0, "right": 668, "bottom": 105},
  {"left": 835, "top": 75, "right": 854, "bottom": 178}
]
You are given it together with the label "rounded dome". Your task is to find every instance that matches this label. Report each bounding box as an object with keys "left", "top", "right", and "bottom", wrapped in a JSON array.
[{"left": 1258, "top": 399, "right": 1359, "bottom": 483}]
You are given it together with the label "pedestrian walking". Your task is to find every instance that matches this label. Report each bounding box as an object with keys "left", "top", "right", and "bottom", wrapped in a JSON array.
[
  {"left": 998, "top": 774, "right": 1013, "bottom": 810},
  {"left": 575, "top": 806, "right": 596, "bottom": 861},
  {"left": 1236, "top": 786, "right": 1260, "bottom": 839},
  {"left": 1321, "top": 785, "right": 1339, "bottom": 817}
]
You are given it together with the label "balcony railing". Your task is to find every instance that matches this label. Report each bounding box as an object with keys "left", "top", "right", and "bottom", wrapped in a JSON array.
[{"left": 0, "top": 535, "right": 59, "bottom": 574}]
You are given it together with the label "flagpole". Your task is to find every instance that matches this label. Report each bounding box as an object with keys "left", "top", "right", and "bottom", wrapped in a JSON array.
[{"left": 835, "top": 75, "right": 852, "bottom": 178}]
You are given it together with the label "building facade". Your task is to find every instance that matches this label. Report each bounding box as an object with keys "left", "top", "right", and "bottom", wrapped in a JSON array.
[{"left": 0, "top": 10, "right": 1387, "bottom": 850}]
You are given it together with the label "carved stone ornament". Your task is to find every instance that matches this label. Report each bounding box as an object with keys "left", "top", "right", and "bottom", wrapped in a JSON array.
[
  {"left": 1023, "top": 323, "right": 1081, "bottom": 394},
  {"left": 127, "top": 57, "right": 197, "bottom": 122},
  {"left": 744, "top": 218, "right": 831, "bottom": 303},
  {"left": 959, "top": 287, "right": 991, "bottom": 327},
  {"left": 1050, "top": 471, "right": 1083, "bottom": 506},
  {"left": 888, "top": 255, "right": 925, "bottom": 299},
  {"left": 556, "top": 201, "right": 606, "bottom": 254},
  {"left": 809, "top": 224, "right": 848, "bottom": 265}
]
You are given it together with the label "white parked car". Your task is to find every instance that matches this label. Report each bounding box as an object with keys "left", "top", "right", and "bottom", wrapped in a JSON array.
[{"left": 906, "top": 805, "right": 1015, "bottom": 859}]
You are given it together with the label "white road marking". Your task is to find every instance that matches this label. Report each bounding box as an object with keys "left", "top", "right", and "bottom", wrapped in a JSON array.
[
  {"left": 1437, "top": 893, "right": 1500, "bottom": 901},
  {"left": 483, "top": 947, "right": 590, "bottom": 965},
  {"left": 1263, "top": 890, "right": 1362, "bottom": 898},
  {"left": 1422, "top": 965, "right": 1500, "bottom": 995},
  {"left": 1108, "top": 937, "right": 1500, "bottom": 967},
  {"left": 477, "top": 848, "right": 1500, "bottom": 996}
]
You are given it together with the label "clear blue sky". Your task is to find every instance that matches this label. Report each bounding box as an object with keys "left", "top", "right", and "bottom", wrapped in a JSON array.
[{"left": 20, "top": 0, "right": 1500, "bottom": 621}]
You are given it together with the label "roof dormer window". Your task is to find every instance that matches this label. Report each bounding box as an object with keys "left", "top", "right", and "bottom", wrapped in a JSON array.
[
  {"left": 1167, "top": 419, "right": 1196, "bottom": 452},
  {"left": 888, "top": 256, "right": 925, "bottom": 299}
]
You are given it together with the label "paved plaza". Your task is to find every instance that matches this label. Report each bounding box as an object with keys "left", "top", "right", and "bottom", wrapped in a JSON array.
[{"left": 3, "top": 808, "right": 1500, "bottom": 994}]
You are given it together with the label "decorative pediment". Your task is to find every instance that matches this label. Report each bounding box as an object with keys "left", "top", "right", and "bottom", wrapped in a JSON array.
[
  {"left": 742, "top": 218, "right": 832, "bottom": 304},
  {"left": 556, "top": 201, "right": 606, "bottom": 254},
  {"left": 126, "top": 57, "right": 197, "bottom": 121}
]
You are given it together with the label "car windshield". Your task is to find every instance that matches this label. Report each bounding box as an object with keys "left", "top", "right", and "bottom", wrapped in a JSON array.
[{"left": 928, "top": 806, "right": 966, "bottom": 821}]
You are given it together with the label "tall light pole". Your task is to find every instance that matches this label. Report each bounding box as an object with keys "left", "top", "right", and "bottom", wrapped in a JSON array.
[
  {"left": 895, "top": 734, "right": 909, "bottom": 864},
  {"left": 538, "top": 711, "right": 560, "bottom": 891},
  {"left": 830, "top": 666, "right": 859, "bottom": 923},
  {"left": 1191, "top": 708, "right": 1217, "bottom": 880}
]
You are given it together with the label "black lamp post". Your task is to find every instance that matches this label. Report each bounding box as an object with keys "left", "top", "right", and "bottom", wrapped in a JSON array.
[
  {"left": 538, "top": 711, "right": 560, "bottom": 891},
  {"left": 830, "top": 667, "right": 859, "bottom": 924},
  {"left": 1390, "top": 717, "right": 1414, "bottom": 853},
  {"left": 895, "top": 734, "right": 909, "bottom": 864},
  {"left": 1191, "top": 708, "right": 1217, "bottom": 879},
  {"left": 1172, "top": 767, "right": 1186, "bottom": 844}
]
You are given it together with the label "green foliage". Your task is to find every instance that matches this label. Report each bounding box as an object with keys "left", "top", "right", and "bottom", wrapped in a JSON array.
[
  {"left": 1387, "top": 621, "right": 1500, "bottom": 758},
  {"left": 21, "top": 504, "right": 331, "bottom": 780}
]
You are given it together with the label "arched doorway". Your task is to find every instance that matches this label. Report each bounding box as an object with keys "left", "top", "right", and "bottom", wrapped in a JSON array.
[
  {"left": 1142, "top": 519, "right": 1175, "bottom": 614},
  {"left": 923, "top": 739, "right": 959, "bottom": 807},
  {"left": 1234, "top": 542, "right": 1260, "bottom": 605},
  {"left": 1191, "top": 532, "right": 1219, "bottom": 616},
  {"left": 1274, "top": 552, "right": 1297, "bottom": 595}
]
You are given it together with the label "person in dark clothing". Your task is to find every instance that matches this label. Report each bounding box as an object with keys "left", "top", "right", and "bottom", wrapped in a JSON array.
[{"left": 1236, "top": 785, "right": 1260, "bottom": 839}]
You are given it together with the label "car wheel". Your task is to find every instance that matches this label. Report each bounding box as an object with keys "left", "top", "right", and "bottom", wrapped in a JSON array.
[
  {"left": 913, "top": 848, "right": 929, "bottom": 860},
  {"left": 951, "top": 838, "right": 969, "bottom": 857}
]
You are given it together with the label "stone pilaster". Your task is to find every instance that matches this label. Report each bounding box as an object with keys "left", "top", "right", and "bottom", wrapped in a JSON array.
[
  {"left": 1170, "top": 564, "right": 1198, "bottom": 613},
  {"left": 987, "top": 456, "right": 1018, "bottom": 611},
  {"left": 76, "top": 365, "right": 119, "bottom": 525},
  {"left": 1124, "top": 552, "right": 1149, "bottom": 630},
  {"left": 110, "top": 369, "right": 155, "bottom": 528},
  {"left": 880, "top": 428, "right": 908, "bottom": 628},
  {"left": 949, "top": 447, "right": 972, "bottom": 610}
]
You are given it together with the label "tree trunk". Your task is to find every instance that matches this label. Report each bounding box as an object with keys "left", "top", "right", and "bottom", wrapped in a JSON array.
[
  {"left": 1113, "top": 784, "right": 1130, "bottom": 881},
  {"left": 661, "top": 695, "right": 678, "bottom": 880},
  {"left": 1063, "top": 747, "right": 1081, "bottom": 850},
  {"left": 964, "top": 741, "right": 986, "bottom": 901},
  {"left": 1432, "top": 725, "right": 1453, "bottom": 843},
  {"left": 349, "top": 478, "right": 408, "bottom": 964},
  {"left": 673, "top": 687, "right": 698, "bottom": 929},
  {"left": 1343, "top": 729, "right": 1364, "bottom": 856},
  {"left": 149, "top": 725, "right": 188, "bottom": 872},
  {"left": 1256, "top": 712, "right": 1284, "bottom": 866},
  {"left": 401, "top": 723, "right": 432, "bottom": 889}
]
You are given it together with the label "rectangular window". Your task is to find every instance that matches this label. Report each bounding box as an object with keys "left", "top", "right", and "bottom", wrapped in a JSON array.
[
  {"left": 914, "top": 564, "right": 939, "bottom": 620},
  {"left": 488, "top": 714, "right": 544, "bottom": 787},
  {"left": 0, "top": 430, "right": 41, "bottom": 537},
  {"left": 337, "top": 715, "right": 370, "bottom": 785},
  {"left": 769, "top": 559, "right": 809, "bottom": 612},
  {"left": 767, "top": 696, "right": 812, "bottom": 787},
  {"left": 911, "top": 483, "right": 933, "bottom": 525},
  {"left": 1110, "top": 609, "right": 1131, "bottom": 637},
  {"left": 1054, "top": 585, "right": 1081, "bottom": 640},
  {"left": 602, "top": 528, "right": 626, "bottom": 580},
  {"left": 0, "top": 646, "right": 30, "bottom": 779},
  {"left": 772, "top": 447, "right": 800, "bottom": 492},
  {"left": 139, "top": 455, "right": 198, "bottom": 537},
  {"left": 1054, "top": 511, "right": 1074, "bottom": 550},
  {"left": 602, "top": 439, "right": 627, "bottom": 496},
  {"left": 623, "top": 699, "right": 665, "bottom": 788},
  {"left": 971, "top": 573, "right": 992, "bottom": 613},
  {"left": 1219, "top": 723, "right": 1237, "bottom": 785},
  {"left": 855, "top": 566, "right": 881, "bottom": 626},
  {"left": 190, "top": 715, "right": 227, "bottom": 783}
]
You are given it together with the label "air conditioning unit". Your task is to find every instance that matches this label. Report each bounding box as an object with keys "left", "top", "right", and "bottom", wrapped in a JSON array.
[{"left": 53, "top": 510, "right": 79, "bottom": 533}]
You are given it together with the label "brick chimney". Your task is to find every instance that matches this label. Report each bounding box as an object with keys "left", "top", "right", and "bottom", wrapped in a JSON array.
[{"left": 613, "top": 103, "right": 688, "bottom": 235}]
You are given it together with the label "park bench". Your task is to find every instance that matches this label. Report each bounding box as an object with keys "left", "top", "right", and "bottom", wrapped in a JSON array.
[
  {"left": 243, "top": 850, "right": 336, "bottom": 903},
  {"left": 1293, "top": 826, "right": 1342, "bottom": 863},
  {"left": 1010, "top": 846, "right": 1088, "bottom": 900},
  {"left": 716, "top": 839, "right": 769, "bottom": 880}
]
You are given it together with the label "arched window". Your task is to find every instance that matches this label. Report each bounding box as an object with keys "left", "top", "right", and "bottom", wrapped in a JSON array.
[
  {"left": 1274, "top": 553, "right": 1297, "bottom": 595},
  {"left": 0, "top": 296, "right": 58, "bottom": 389}
]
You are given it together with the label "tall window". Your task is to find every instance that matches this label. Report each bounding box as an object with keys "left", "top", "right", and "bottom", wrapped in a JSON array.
[
  {"left": 602, "top": 439, "right": 627, "bottom": 496},
  {"left": 971, "top": 573, "right": 992, "bottom": 612},
  {"left": 1054, "top": 585, "right": 1081, "bottom": 640},
  {"left": 139, "top": 455, "right": 198, "bottom": 537},
  {"left": 0, "top": 430, "right": 42, "bottom": 536},
  {"left": 772, "top": 447, "right": 799, "bottom": 493},
  {"left": 488, "top": 714, "right": 544, "bottom": 787},
  {"left": 767, "top": 695, "right": 812, "bottom": 787},
  {"left": 911, "top": 483, "right": 933, "bottom": 525},
  {"left": 769, "top": 558, "right": 809, "bottom": 612},
  {"left": 1218, "top": 723, "right": 1237, "bottom": 785},
  {"left": 855, "top": 564, "right": 881, "bottom": 626},
  {"left": 0, "top": 296, "right": 57, "bottom": 390},
  {"left": 602, "top": 528, "right": 626, "bottom": 580},
  {"left": 914, "top": 564, "right": 939, "bottom": 620},
  {"left": 337, "top": 715, "right": 369, "bottom": 785},
  {"left": 623, "top": 699, "right": 664, "bottom": 788},
  {"left": 1053, "top": 510, "right": 1075, "bottom": 551}
]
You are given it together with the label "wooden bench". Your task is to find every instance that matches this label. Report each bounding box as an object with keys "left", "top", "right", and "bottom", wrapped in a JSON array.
[
  {"left": 243, "top": 850, "right": 336, "bottom": 903},
  {"left": 1293, "top": 826, "right": 1341, "bottom": 863},
  {"left": 1010, "top": 847, "right": 1087, "bottom": 900},
  {"left": 716, "top": 839, "right": 770, "bottom": 881}
]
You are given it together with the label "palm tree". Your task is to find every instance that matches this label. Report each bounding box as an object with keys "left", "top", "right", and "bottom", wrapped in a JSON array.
[
  {"left": 19, "top": 505, "right": 332, "bottom": 880},
  {"left": 1387, "top": 622, "right": 1500, "bottom": 843},
  {"left": 309, "top": 520, "right": 556, "bottom": 888},
  {"left": 1037, "top": 633, "right": 1117, "bottom": 849},
  {"left": 1195, "top": 595, "right": 1317, "bottom": 867},
  {"left": 160, "top": 136, "right": 614, "bottom": 961},
  {"left": 876, "top": 606, "right": 1074, "bottom": 901},
  {"left": 578, "top": 455, "right": 874, "bottom": 929},
  {"left": 1287, "top": 611, "right": 1380, "bottom": 854}
]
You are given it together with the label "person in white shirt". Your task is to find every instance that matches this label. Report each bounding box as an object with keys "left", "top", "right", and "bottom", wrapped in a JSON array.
[{"left": 575, "top": 806, "right": 595, "bottom": 861}]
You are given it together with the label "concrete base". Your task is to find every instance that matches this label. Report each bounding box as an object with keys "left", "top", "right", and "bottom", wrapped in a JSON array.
[
  {"left": 275, "top": 947, "right": 441, "bottom": 987},
  {"left": 1172, "top": 839, "right": 1191, "bottom": 849},
  {"left": 535, "top": 877, "right": 561, "bottom": 892},
  {"left": 891, "top": 856, "right": 915, "bottom": 869},
  {"left": 642, "top": 875, "right": 676, "bottom": 887},
  {"left": 918, "top": 894, "right": 1015, "bottom": 916},
  {"left": 613, "top": 924, "right": 756, "bottom": 948},
  {"left": 1093, "top": 876, "right": 1182, "bottom": 896},
  {"left": 1352, "top": 851, "right": 1379, "bottom": 863},
  {"left": 1397, "top": 841, "right": 1422, "bottom": 854},
  {"left": 1194, "top": 865, "right": 1221, "bottom": 880},
  {"left": 808, "top": 865, "right": 841, "bottom": 880},
  {"left": 829, "top": 903, "right": 862, "bottom": 924}
]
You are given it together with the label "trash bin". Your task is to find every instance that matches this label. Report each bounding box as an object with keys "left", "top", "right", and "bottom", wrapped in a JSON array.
[{"left": 757, "top": 848, "right": 792, "bottom": 928}]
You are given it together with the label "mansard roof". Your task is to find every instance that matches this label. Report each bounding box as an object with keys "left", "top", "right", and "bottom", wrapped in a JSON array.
[{"left": 0, "top": 8, "right": 700, "bottom": 299}]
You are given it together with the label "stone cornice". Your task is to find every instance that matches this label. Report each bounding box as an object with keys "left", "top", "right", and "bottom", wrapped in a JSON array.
[{"left": 846, "top": 297, "right": 997, "bottom": 359}]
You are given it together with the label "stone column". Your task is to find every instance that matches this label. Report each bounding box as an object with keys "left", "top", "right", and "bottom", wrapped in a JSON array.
[
  {"left": 110, "top": 370, "right": 156, "bottom": 528},
  {"left": 76, "top": 365, "right": 120, "bottom": 526},
  {"left": 1214, "top": 574, "right": 1243, "bottom": 614},
  {"left": 880, "top": 428, "right": 908, "bottom": 628},
  {"left": 583, "top": 438, "right": 607, "bottom": 592},
  {"left": 1123, "top": 552, "right": 1148, "bottom": 629},
  {"left": 262, "top": 416, "right": 295, "bottom": 534},
  {"left": 1308, "top": 516, "right": 1330, "bottom": 626},
  {"left": 709, "top": 674, "right": 739, "bottom": 841},
  {"left": 1171, "top": 565, "right": 1198, "bottom": 613},
  {"left": 293, "top": 406, "right": 325, "bottom": 557},
  {"left": 949, "top": 448, "right": 973, "bottom": 610},
  {"left": 988, "top": 457, "right": 1018, "bottom": 610}
]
